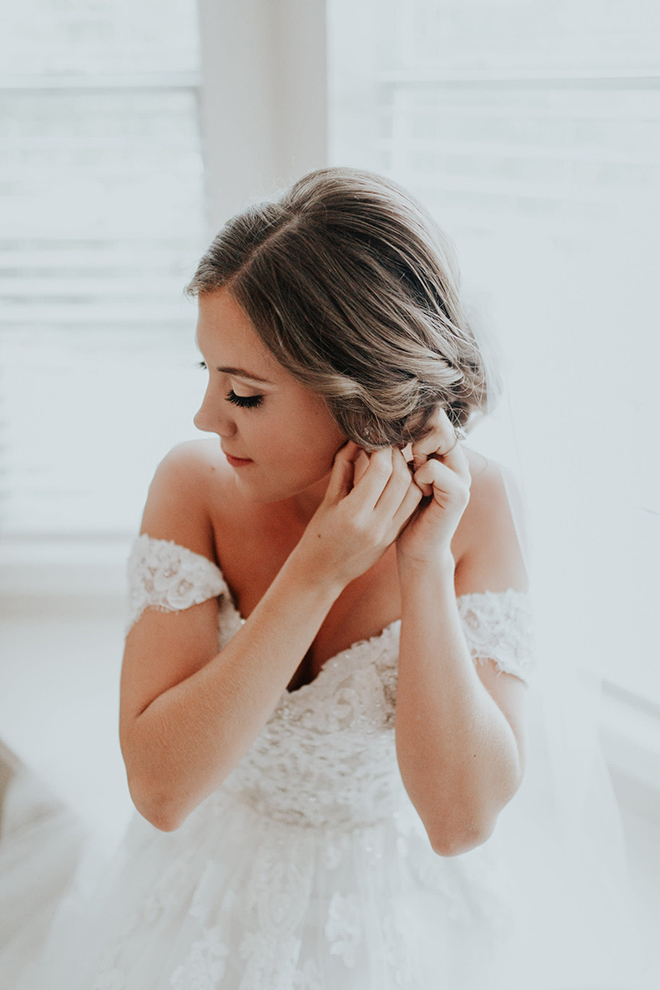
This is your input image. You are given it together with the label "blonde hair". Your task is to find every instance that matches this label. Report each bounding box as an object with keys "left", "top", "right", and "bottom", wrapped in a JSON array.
[{"left": 186, "top": 167, "right": 498, "bottom": 449}]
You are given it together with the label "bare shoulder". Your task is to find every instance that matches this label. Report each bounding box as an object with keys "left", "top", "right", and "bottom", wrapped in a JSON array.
[
  {"left": 462, "top": 446, "right": 516, "bottom": 520},
  {"left": 139, "top": 439, "right": 235, "bottom": 560},
  {"left": 455, "top": 446, "right": 529, "bottom": 595}
]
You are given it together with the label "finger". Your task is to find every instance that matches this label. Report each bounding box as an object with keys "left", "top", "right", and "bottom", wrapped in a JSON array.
[
  {"left": 414, "top": 456, "right": 468, "bottom": 502},
  {"left": 347, "top": 446, "right": 395, "bottom": 510},
  {"left": 411, "top": 411, "right": 455, "bottom": 470},
  {"left": 391, "top": 472, "right": 423, "bottom": 532},
  {"left": 324, "top": 441, "right": 363, "bottom": 503},
  {"left": 411, "top": 406, "right": 458, "bottom": 470},
  {"left": 373, "top": 447, "right": 416, "bottom": 518},
  {"left": 415, "top": 437, "right": 470, "bottom": 487},
  {"left": 433, "top": 435, "right": 470, "bottom": 483}
]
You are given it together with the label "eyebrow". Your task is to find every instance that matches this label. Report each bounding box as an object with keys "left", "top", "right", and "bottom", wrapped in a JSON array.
[
  {"left": 194, "top": 331, "right": 275, "bottom": 384},
  {"left": 216, "top": 366, "right": 275, "bottom": 385}
]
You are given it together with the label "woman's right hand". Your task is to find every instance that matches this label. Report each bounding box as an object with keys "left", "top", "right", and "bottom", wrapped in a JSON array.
[
  {"left": 121, "top": 441, "right": 420, "bottom": 831},
  {"left": 293, "top": 441, "right": 423, "bottom": 589}
]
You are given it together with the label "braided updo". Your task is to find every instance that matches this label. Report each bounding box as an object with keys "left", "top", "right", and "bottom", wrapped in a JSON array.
[{"left": 186, "top": 167, "right": 498, "bottom": 450}]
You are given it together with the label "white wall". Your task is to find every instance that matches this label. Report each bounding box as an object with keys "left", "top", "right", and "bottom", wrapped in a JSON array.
[{"left": 197, "top": 0, "right": 328, "bottom": 231}]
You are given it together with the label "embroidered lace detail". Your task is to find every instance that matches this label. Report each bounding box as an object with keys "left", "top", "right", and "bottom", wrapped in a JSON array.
[
  {"left": 169, "top": 924, "right": 229, "bottom": 989},
  {"left": 87, "top": 539, "right": 534, "bottom": 989},
  {"left": 220, "top": 594, "right": 534, "bottom": 831},
  {"left": 126, "top": 534, "right": 229, "bottom": 632},
  {"left": 381, "top": 912, "right": 415, "bottom": 986},
  {"left": 126, "top": 538, "right": 534, "bottom": 833},
  {"left": 293, "top": 959, "right": 322, "bottom": 989},
  {"left": 457, "top": 588, "right": 535, "bottom": 683},
  {"left": 235, "top": 830, "right": 314, "bottom": 989},
  {"left": 219, "top": 625, "right": 407, "bottom": 831},
  {"left": 92, "top": 839, "right": 198, "bottom": 988},
  {"left": 325, "top": 892, "right": 363, "bottom": 967},
  {"left": 93, "top": 969, "right": 126, "bottom": 990}
]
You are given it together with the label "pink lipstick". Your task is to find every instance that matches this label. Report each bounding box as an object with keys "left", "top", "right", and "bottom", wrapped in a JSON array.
[{"left": 225, "top": 453, "right": 253, "bottom": 468}]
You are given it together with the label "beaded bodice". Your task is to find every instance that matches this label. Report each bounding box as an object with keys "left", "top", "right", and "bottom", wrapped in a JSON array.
[{"left": 128, "top": 535, "right": 534, "bottom": 832}]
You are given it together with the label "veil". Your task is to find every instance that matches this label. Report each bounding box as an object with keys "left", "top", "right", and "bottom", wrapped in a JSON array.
[
  {"left": 0, "top": 287, "right": 647, "bottom": 990},
  {"left": 464, "top": 300, "right": 647, "bottom": 988}
]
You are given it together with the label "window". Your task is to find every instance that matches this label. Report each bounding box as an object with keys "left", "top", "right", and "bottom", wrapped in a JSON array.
[
  {"left": 328, "top": 0, "right": 660, "bottom": 703},
  {"left": 0, "top": 0, "right": 206, "bottom": 537}
]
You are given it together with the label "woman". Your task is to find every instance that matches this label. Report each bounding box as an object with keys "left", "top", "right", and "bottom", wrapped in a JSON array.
[{"left": 15, "top": 168, "right": 633, "bottom": 989}]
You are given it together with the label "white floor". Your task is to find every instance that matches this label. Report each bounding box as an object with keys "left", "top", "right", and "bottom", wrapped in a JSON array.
[
  {"left": 620, "top": 808, "right": 660, "bottom": 989},
  {"left": 0, "top": 597, "right": 133, "bottom": 847},
  {"left": 1, "top": 596, "right": 659, "bottom": 988}
]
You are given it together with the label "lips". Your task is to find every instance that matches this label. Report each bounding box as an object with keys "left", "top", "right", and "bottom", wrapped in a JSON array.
[{"left": 224, "top": 452, "right": 253, "bottom": 468}]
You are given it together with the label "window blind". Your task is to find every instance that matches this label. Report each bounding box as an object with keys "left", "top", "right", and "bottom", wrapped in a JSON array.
[
  {"left": 0, "top": 0, "right": 206, "bottom": 536},
  {"left": 328, "top": 0, "right": 660, "bottom": 703}
]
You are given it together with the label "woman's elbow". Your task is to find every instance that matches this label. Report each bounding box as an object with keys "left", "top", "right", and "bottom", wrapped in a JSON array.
[
  {"left": 127, "top": 777, "right": 187, "bottom": 832},
  {"left": 146, "top": 806, "right": 185, "bottom": 833},
  {"left": 121, "top": 728, "right": 185, "bottom": 831},
  {"left": 426, "top": 780, "right": 528, "bottom": 857},
  {"left": 429, "top": 817, "right": 496, "bottom": 857},
  {"left": 122, "top": 750, "right": 184, "bottom": 833},
  {"left": 429, "top": 774, "right": 525, "bottom": 856}
]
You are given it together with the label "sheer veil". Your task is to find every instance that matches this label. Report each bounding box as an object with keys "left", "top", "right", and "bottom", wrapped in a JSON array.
[
  {"left": 0, "top": 292, "right": 646, "bottom": 990},
  {"left": 464, "top": 299, "right": 646, "bottom": 988}
]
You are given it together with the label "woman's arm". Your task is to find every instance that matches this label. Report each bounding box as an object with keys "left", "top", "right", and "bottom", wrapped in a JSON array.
[
  {"left": 120, "top": 440, "right": 420, "bottom": 832},
  {"left": 394, "top": 422, "right": 529, "bottom": 856}
]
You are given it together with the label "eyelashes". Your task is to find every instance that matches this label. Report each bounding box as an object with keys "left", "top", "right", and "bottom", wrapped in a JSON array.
[
  {"left": 197, "top": 361, "right": 263, "bottom": 410},
  {"left": 226, "top": 390, "right": 263, "bottom": 409}
]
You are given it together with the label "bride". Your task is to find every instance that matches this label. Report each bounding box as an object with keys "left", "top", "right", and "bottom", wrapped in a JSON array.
[{"left": 1, "top": 167, "right": 641, "bottom": 989}]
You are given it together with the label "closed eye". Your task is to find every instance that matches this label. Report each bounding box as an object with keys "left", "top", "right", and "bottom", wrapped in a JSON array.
[
  {"left": 197, "top": 363, "right": 263, "bottom": 409},
  {"left": 226, "top": 390, "right": 263, "bottom": 409}
]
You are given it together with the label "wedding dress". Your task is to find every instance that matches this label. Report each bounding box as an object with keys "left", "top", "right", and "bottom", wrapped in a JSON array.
[{"left": 1, "top": 533, "right": 643, "bottom": 989}]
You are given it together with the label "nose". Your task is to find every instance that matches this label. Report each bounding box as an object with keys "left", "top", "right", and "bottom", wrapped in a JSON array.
[{"left": 194, "top": 391, "right": 236, "bottom": 437}]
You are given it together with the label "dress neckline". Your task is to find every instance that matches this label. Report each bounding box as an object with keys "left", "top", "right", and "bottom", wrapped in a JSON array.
[
  {"left": 227, "top": 589, "right": 402, "bottom": 697},
  {"left": 135, "top": 534, "right": 528, "bottom": 696}
]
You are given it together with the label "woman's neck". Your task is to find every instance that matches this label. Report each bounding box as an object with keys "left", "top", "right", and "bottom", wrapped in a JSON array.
[
  {"left": 286, "top": 472, "right": 332, "bottom": 524},
  {"left": 284, "top": 448, "right": 371, "bottom": 526}
]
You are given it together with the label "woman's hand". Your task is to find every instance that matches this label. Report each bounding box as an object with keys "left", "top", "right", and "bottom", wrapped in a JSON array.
[
  {"left": 396, "top": 407, "right": 471, "bottom": 566},
  {"left": 293, "top": 440, "right": 423, "bottom": 589}
]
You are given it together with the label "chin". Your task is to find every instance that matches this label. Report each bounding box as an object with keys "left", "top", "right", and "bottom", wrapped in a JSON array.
[{"left": 234, "top": 466, "right": 331, "bottom": 504}]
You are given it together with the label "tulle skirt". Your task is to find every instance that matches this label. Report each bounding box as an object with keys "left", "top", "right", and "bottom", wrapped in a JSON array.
[
  {"left": 0, "top": 663, "right": 648, "bottom": 990},
  {"left": 0, "top": 748, "right": 86, "bottom": 989},
  {"left": 24, "top": 784, "right": 513, "bottom": 990}
]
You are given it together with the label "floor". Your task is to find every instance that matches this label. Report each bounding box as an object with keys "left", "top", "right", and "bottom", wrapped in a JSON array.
[
  {"left": 1, "top": 597, "right": 659, "bottom": 988},
  {"left": 620, "top": 808, "right": 660, "bottom": 988}
]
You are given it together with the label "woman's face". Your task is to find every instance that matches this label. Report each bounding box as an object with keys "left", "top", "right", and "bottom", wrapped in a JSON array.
[{"left": 194, "top": 288, "right": 347, "bottom": 504}]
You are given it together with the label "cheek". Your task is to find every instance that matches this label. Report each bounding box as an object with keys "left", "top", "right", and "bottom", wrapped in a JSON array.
[
  {"left": 265, "top": 425, "right": 341, "bottom": 487},
  {"left": 294, "top": 428, "right": 344, "bottom": 473},
  {"left": 269, "top": 404, "right": 343, "bottom": 464},
  {"left": 278, "top": 438, "right": 333, "bottom": 477},
  {"left": 299, "top": 403, "right": 345, "bottom": 452}
]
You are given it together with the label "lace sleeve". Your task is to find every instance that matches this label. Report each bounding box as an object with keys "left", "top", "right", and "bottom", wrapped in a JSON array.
[
  {"left": 126, "top": 534, "right": 230, "bottom": 632},
  {"left": 457, "top": 588, "right": 535, "bottom": 685}
]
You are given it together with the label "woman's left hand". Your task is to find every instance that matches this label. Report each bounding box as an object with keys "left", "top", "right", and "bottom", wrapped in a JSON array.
[{"left": 395, "top": 406, "right": 471, "bottom": 566}]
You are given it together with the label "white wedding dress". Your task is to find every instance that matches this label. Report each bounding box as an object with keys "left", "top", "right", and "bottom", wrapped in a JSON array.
[{"left": 0, "top": 534, "right": 644, "bottom": 989}]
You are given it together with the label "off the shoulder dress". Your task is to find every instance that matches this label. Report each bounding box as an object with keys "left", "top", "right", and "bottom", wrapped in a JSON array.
[{"left": 6, "top": 535, "right": 639, "bottom": 989}]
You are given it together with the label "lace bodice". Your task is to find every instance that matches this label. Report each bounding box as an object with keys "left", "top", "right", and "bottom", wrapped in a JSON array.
[{"left": 127, "top": 536, "right": 534, "bottom": 832}]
